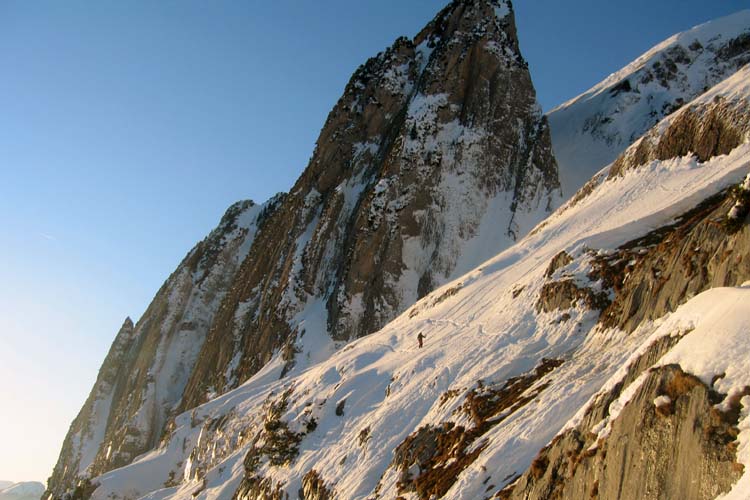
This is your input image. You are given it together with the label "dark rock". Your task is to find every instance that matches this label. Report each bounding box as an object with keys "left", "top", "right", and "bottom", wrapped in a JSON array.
[
  {"left": 389, "top": 358, "right": 563, "bottom": 500},
  {"left": 536, "top": 279, "right": 610, "bottom": 313}
]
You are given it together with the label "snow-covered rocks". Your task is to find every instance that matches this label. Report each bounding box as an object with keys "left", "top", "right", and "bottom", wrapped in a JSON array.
[
  {"left": 46, "top": 4, "right": 750, "bottom": 500},
  {"left": 548, "top": 10, "right": 750, "bottom": 199},
  {"left": 512, "top": 286, "right": 750, "bottom": 499},
  {"left": 653, "top": 394, "right": 672, "bottom": 410},
  {"left": 728, "top": 173, "right": 750, "bottom": 226}
]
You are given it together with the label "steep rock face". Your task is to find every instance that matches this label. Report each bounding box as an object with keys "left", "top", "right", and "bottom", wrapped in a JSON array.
[
  {"left": 180, "top": 0, "right": 558, "bottom": 411},
  {"left": 596, "top": 188, "right": 750, "bottom": 334},
  {"left": 45, "top": 317, "right": 138, "bottom": 497},
  {"left": 504, "top": 365, "right": 743, "bottom": 500},
  {"left": 46, "top": 198, "right": 283, "bottom": 499},
  {"left": 547, "top": 10, "right": 750, "bottom": 198},
  {"left": 69, "top": 53, "right": 750, "bottom": 499}
]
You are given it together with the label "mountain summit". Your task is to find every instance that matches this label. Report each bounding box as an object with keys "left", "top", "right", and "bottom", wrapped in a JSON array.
[
  {"left": 47, "top": 1, "right": 558, "bottom": 497},
  {"left": 46, "top": 4, "right": 750, "bottom": 500}
]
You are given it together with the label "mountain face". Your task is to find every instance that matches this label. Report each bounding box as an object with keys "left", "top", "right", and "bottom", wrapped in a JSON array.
[
  {"left": 48, "top": 0, "right": 559, "bottom": 497},
  {"left": 46, "top": 198, "right": 284, "bottom": 498},
  {"left": 547, "top": 10, "right": 750, "bottom": 199},
  {"left": 46, "top": 3, "right": 750, "bottom": 500},
  {"left": 72, "top": 65, "right": 750, "bottom": 500}
]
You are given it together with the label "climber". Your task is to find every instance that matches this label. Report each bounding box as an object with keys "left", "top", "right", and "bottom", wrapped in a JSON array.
[{"left": 417, "top": 332, "right": 426, "bottom": 348}]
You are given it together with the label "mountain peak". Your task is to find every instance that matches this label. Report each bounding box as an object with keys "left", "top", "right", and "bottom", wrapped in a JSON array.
[
  {"left": 121, "top": 316, "right": 133, "bottom": 329},
  {"left": 217, "top": 199, "right": 256, "bottom": 228},
  {"left": 413, "top": 0, "right": 522, "bottom": 71},
  {"left": 47, "top": 0, "right": 558, "bottom": 495}
]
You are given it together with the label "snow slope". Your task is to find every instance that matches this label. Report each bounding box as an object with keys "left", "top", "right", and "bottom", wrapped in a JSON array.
[
  {"left": 547, "top": 10, "right": 750, "bottom": 200},
  {"left": 80, "top": 65, "right": 750, "bottom": 500},
  {"left": 0, "top": 482, "right": 44, "bottom": 500},
  {"left": 660, "top": 288, "right": 750, "bottom": 500},
  {"left": 47, "top": 1, "right": 561, "bottom": 494}
]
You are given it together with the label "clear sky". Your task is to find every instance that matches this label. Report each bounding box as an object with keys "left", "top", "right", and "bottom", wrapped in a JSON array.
[{"left": 1, "top": 0, "right": 746, "bottom": 485}]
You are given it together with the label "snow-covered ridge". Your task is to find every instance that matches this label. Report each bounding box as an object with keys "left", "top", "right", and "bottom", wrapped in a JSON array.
[
  {"left": 548, "top": 64, "right": 750, "bottom": 223},
  {"left": 547, "top": 9, "right": 750, "bottom": 200},
  {"left": 551, "top": 10, "right": 750, "bottom": 113},
  {"left": 82, "top": 71, "right": 750, "bottom": 498}
]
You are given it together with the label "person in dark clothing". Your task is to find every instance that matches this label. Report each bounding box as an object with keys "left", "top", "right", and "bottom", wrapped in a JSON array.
[{"left": 417, "top": 332, "right": 426, "bottom": 348}]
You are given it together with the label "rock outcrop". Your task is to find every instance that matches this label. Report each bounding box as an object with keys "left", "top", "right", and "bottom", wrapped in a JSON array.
[
  {"left": 45, "top": 316, "right": 138, "bottom": 496},
  {"left": 180, "top": 0, "right": 558, "bottom": 411},
  {"left": 596, "top": 188, "right": 750, "bottom": 333},
  {"left": 609, "top": 91, "right": 750, "bottom": 177},
  {"left": 46, "top": 198, "right": 283, "bottom": 499},
  {"left": 503, "top": 364, "right": 744, "bottom": 500}
]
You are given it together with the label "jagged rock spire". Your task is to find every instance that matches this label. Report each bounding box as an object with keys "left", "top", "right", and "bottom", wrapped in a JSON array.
[
  {"left": 47, "top": 0, "right": 559, "bottom": 494},
  {"left": 180, "top": 0, "right": 557, "bottom": 411}
]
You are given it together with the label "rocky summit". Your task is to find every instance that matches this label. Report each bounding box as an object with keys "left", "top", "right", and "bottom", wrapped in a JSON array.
[
  {"left": 46, "top": 2, "right": 559, "bottom": 496},
  {"left": 178, "top": 0, "right": 559, "bottom": 413},
  {"left": 547, "top": 10, "right": 750, "bottom": 198},
  {"left": 46, "top": 3, "right": 750, "bottom": 500}
]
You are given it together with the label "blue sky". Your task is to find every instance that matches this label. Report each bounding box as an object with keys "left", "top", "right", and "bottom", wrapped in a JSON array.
[{"left": 1, "top": 0, "right": 746, "bottom": 484}]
